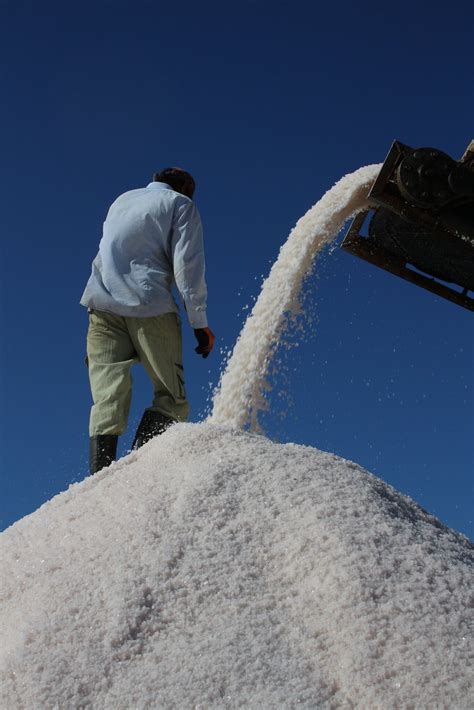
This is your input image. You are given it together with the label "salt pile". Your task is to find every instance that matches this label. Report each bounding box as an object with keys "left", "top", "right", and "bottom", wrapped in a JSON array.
[
  {"left": 1, "top": 423, "right": 472, "bottom": 709},
  {"left": 210, "top": 164, "right": 382, "bottom": 430},
  {"left": 2, "top": 164, "right": 473, "bottom": 707}
]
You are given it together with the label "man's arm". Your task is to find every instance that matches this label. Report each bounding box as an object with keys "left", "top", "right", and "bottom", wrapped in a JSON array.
[
  {"left": 171, "top": 199, "right": 208, "bottom": 328},
  {"left": 171, "top": 199, "right": 215, "bottom": 357}
]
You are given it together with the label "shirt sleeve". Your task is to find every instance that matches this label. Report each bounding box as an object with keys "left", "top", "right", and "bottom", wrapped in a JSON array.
[{"left": 171, "top": 199, "right": 208, "bottom": 329}]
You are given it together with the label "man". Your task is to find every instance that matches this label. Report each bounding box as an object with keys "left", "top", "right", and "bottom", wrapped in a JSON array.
[{"left": 80, "top": 167, "right": 215, "bottom": 474}]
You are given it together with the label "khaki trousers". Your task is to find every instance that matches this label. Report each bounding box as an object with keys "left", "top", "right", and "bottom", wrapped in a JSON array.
[{"left": 86, "top": 309, "right": 189, "bottom": 436}]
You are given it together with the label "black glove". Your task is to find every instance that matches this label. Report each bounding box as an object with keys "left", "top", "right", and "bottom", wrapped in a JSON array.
[{"left": 194, "top": 328, "right": 211, "bottom": 358}]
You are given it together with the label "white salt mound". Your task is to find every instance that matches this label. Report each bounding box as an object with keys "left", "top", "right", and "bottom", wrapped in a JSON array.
[{"left": 1, "top": 423, "right": 472, "bottom": 708}]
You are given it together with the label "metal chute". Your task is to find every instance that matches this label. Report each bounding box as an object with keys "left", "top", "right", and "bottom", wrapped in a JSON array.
[{"left": 341, "top": 140, "right": 474, "bottom": 311}]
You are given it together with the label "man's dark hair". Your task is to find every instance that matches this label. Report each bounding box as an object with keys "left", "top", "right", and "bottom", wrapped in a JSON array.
[{"left": 153, "top": 167, "right": 196, "bottom": 198}]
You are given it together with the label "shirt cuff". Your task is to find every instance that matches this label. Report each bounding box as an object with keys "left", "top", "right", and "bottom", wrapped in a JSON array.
[{"left": 187, "top": 308, "right": 208, "bottom": 329}]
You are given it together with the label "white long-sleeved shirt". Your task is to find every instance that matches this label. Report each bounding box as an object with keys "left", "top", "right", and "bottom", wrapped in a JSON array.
[{"left": 80, "top": 182, "right": 208, "bottom": 328}]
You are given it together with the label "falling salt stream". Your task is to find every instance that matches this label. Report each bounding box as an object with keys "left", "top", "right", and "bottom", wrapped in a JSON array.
[{"left": 210, "top": 163, "right": 382, "bottom": 430}]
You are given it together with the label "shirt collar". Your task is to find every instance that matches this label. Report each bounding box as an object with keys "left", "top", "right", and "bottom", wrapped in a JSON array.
[{"left": 146, "top": 181, "right": 172, "bottom": 190}]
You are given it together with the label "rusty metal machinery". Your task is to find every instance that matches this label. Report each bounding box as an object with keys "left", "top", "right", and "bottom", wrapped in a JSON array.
[{"left": 341, "top": 140, "right": 474, "bottom": 311}]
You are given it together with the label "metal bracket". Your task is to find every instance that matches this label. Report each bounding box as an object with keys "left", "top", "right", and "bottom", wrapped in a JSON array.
[{"left": 341, "top": 211, "right": 474, "bottom": 311}]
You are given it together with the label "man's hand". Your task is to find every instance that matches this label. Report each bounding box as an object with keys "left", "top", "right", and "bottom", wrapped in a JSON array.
[{"left": 194, "top": 327, "right": 215, "bottom": 359}]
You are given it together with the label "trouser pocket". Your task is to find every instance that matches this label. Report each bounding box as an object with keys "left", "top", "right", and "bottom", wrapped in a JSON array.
[{"left": 175, "top": 362, "right": 186, "bottom": 400}]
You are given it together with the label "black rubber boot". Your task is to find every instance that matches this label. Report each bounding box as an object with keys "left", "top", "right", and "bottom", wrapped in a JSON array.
[
  {"left": 89, "top": 435, "right": 118, "bottom": 474},
  {"left": 132, "top": 410, "right": 173, "bottom": 450}
]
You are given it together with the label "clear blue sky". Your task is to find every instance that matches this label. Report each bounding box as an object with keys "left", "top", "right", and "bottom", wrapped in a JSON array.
[{"left": 1, "top": 0, "right": 472, "bottom": 537}]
